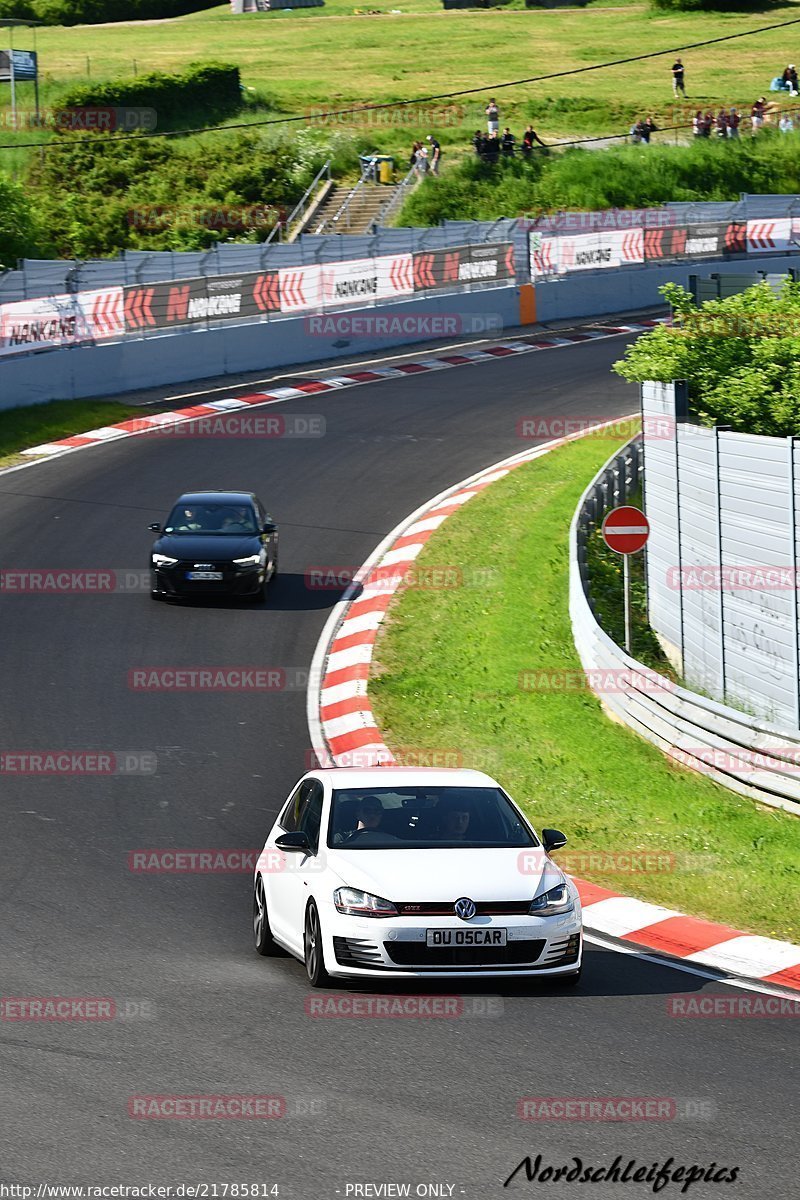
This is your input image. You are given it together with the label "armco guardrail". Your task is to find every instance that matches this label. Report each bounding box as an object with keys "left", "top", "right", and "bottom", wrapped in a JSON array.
[
  {"left": 570, "top": 439, "right": 800, "bottom": 815},
  {"left": 0, "top": 218, "right": 526, "bottom": 305},
  {"left": 0, "top": 241, "right": 515, "bottom": 359},
  {"left": 529, "top": 194, "right": 800, "bottom": 279}
]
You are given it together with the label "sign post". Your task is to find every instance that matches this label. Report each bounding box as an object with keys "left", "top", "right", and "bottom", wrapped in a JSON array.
[{"left": 601, "top": 505, "right": 650, "bottom": 654}]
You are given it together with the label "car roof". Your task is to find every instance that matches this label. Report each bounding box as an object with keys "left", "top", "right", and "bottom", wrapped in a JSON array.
[
  {"left": 308, "top": 767, "right": 502, "bottom": 789},
  {"left": 175, "top": 491, "right": 256, "bottom": 505}
]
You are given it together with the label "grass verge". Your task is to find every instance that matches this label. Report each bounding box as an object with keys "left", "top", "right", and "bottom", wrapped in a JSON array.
[
  {"left": 0, "top": 398, "right": 143, "bottom": 469},
  {"left": 370, "top": 433, "right": 800, "bottom": 942}
]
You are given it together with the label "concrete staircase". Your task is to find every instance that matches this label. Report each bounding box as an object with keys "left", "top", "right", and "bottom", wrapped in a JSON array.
[{"left": 310, "top": 181, "right": 399, "bottom": 236}]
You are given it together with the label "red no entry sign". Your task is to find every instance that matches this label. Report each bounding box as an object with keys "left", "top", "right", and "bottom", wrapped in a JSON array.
[{"left": 601, "top": 506, "right": 650, "bottom": 555}]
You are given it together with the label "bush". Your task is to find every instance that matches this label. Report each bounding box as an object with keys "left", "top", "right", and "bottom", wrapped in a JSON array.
[
  {"left": 652, "top": 0, "right": 779, "bottom": 9},
  {"left": 0, "top": 174, "right": 42, "bottom": 267},
  {"left": 0, "top": 0, "right": 219, "bottom": 24},
  {"left": 59, "top": 62, "right": 242, "bottom": 131},
  {"left": 25, "top": 130, "right": 365, "bottom": 257},
  {"left": 613, "top": 281, "right": 800, "bottom": 437},
  {"left": 399, "top": 132, "right": 800, "bottom": 225}
]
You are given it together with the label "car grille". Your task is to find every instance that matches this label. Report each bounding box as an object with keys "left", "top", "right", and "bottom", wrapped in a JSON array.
[
  {"left": 384, "top": 939, "right": 546, "bottom": 968},
  {"left": 333, "top": 937, "right": 384, "bottom": 969},
  {"left": 396, "top": 901, "right": 532, "bottom": 916}
]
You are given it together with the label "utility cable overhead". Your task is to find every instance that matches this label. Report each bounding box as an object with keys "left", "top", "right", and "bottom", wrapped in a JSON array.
[{"left": 1, "top": 14, "right": 800, "bottom": 151}]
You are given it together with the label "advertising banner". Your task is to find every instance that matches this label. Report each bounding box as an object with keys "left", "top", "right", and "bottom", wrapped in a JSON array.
[
  {"left": 747, "top": 218, "right": 794, "bottom": 254},
  {"left": 413, "top": 243, "right": 514, "bottom": 291},
  {"left": 556, "top": 229, "right": 644, "bottom": 273},
  {"left": 0, "top": 287, "right": 123, "bottom": 356}
]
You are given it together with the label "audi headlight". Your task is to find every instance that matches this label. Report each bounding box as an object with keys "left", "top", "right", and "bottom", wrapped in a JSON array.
[
  {"left": 334, "top": 887, "right": 398, "bottom": 918},
  {"left": 232, "top": 555, "right": 260, "bottom": 568},
  {"left": 529, "top": 881, "right": 574, "bottom": 917},
  {"left": 151, "top": 554, "right": 178, "bottom": 567}
]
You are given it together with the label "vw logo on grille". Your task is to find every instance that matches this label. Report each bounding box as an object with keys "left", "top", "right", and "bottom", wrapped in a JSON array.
[{"left": 454, "top": 897, "right": 477, "bottom": 921}]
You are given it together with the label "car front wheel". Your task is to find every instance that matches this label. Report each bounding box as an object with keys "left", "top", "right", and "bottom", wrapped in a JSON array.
[
  {"left": 253, "top": 877, "right": 281, "bottom": 956},
  {"left": 304, "top": 901, "right": 330, "bottom": 988}
]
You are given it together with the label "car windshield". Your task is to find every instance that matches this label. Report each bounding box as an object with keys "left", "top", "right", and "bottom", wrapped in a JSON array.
[
  {"left": 164, "top": 503, "right": 258, "bottom": 535},
  {"left": 327, "top": 786, "right": 538, "bottom": 850}
]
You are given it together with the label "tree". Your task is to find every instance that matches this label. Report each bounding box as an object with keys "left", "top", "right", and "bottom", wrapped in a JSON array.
[
  {"left": 0, "top": 174, "right": 41, "bottom": 268},
  {"left": 613, "top": 281, "right": 800, "bottom": 437}
]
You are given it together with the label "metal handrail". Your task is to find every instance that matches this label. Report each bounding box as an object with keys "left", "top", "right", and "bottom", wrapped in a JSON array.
[
  {"left": 264, "top": 159, "right": 331, "bottom": 244},
  {"left": 370, "top": 166, "right": 418, "bottom": 231},
  {"left": 321, "top": 176, "right": 367, "bottom": 234}
]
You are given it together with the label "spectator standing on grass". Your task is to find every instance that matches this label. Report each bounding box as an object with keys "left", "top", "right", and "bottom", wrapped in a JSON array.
[
  {"left": 702, "top": 110, "right": 714, "bottom": 137},
  {"left": 780, "top": 112, "right": 795, "bottom": 133},
  {"left": 427, "top": 134, "right": 441, "bottom": 175},
  {"left": 672, "top": 58, "right": 686, "bottom": 98},
  {"left": 752, "top": 97, "right": 767, "bottom": 130},
  {"left": 692, "top": 110, "right": 702, "bottom": 138},
  {"left": 501, "top": 127, "right": 516, "bottom": 155},
  {"left": 728, "top": 107, "right": 741, "bottom": 138},
  {"left": 472, "top": 130, "right": 483, "bottom": 156},
  {"left": 485, "top": 98, "right": 500, "bottom": 135},
  {"left": 485, "top": 131, "right": 500, "bottom": 162},
  {"left": 716, "top": 109, "right": 729, "bottom": 137}
]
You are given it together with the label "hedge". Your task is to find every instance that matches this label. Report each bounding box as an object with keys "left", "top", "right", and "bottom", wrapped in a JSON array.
[
  {"left": 59, "top": 63, "right": 242, "bottom": 131},
  {"left": 0, "top": 0, "right": 219, "bottom": 24}
]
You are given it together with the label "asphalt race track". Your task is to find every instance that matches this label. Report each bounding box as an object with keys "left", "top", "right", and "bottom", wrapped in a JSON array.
[{"left": 1, "top": 336, "right": 796, "bottom": 1199}]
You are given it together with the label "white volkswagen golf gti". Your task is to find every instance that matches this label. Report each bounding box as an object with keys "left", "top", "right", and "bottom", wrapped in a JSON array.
[{"left": 252, "top": 767, "right": 582, "bottom": 985}]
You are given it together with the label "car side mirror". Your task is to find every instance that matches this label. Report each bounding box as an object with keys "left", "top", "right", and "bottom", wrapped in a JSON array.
[
  {"left": 276, "top": 831, "right": 312, "bottom": 854},
  {"left": 542, "top": 828, "right": 567, "bottom": 854},
  {"left": 148, "top": 523, "right": 161, "bottom": 533},
  {"left": 262, "top": 521, "right": 277, "bottom": 534}
]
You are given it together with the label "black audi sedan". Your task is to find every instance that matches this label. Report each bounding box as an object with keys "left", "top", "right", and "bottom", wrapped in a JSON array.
[{"left": 149, "top": 491, "right": 278, "bottom": 601}]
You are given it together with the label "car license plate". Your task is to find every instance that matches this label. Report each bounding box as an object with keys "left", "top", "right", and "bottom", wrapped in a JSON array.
[
  {"left": 186, "top": 571, "right": 223, "bottom": 580},
  {"left": 426, "top": 928, "right": 507, "bottom": 947}
]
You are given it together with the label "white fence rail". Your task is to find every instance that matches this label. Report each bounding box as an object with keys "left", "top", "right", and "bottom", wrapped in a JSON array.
[{"left": 570, "top": 439, "right": 800, "bottom": 815}]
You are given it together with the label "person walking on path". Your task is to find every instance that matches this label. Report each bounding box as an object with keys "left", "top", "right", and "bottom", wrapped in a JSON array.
[
  {"left": 485, "top": 98, "right": 500, "bottom": 135},
  {"left": 521, "top": 124, "right": 547, "bottom": 154},
  {"left": 715, "top": 109, "right": 729, "bottom": 137},
  {"left": 751, "top": 97, "right": 767, "bottom": 130},
  {"left": 415, "top": 141, "right": 429, "bottom": 177},
  {"left": 672, "top": 58, "right": 686, "bottom": 98},
  {"left": 727, "top": 107, "right": 741, "bottom": 138},
  {"left": 426, "top": 134, "right": 441, "bottom": 175}
]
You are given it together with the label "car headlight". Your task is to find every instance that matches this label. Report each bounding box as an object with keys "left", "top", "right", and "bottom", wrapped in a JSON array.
[
  {"left": 151, "top": 554, "right": 178, "bottom": 567},
  {"left": 334, "top": 887, "right": 398, "bottom": 918},
  {"left": 232, "top": 555, "right": 261, "bottom": 567},
  {"left": 529, "top": 881, "right": 574, "bottom": 917}
]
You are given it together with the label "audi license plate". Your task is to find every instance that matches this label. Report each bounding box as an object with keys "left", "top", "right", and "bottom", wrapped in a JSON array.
[
  {"left": 426, "top": 928, "right": 507, "bottom": 947},
  {"left": 186, "top": 571, "right": 224, "bottom": 580}
]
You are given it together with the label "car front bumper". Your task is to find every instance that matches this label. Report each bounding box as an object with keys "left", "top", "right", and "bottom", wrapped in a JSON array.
[
  {"left": 319, "top": 905, "right": 583, "bottom": 978},
  {"left": 151, "top": 566, "right": 261, "bottom": 598}
]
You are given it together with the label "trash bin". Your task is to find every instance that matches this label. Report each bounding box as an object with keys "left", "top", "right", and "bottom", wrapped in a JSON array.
[{"left": 379, "top": 158, "right": 394, "bottom": 184}]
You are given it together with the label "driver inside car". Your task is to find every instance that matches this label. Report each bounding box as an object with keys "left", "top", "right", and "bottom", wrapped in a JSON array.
[{"left": 355, "top": 795, "right": 384, "bottom": 832}]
